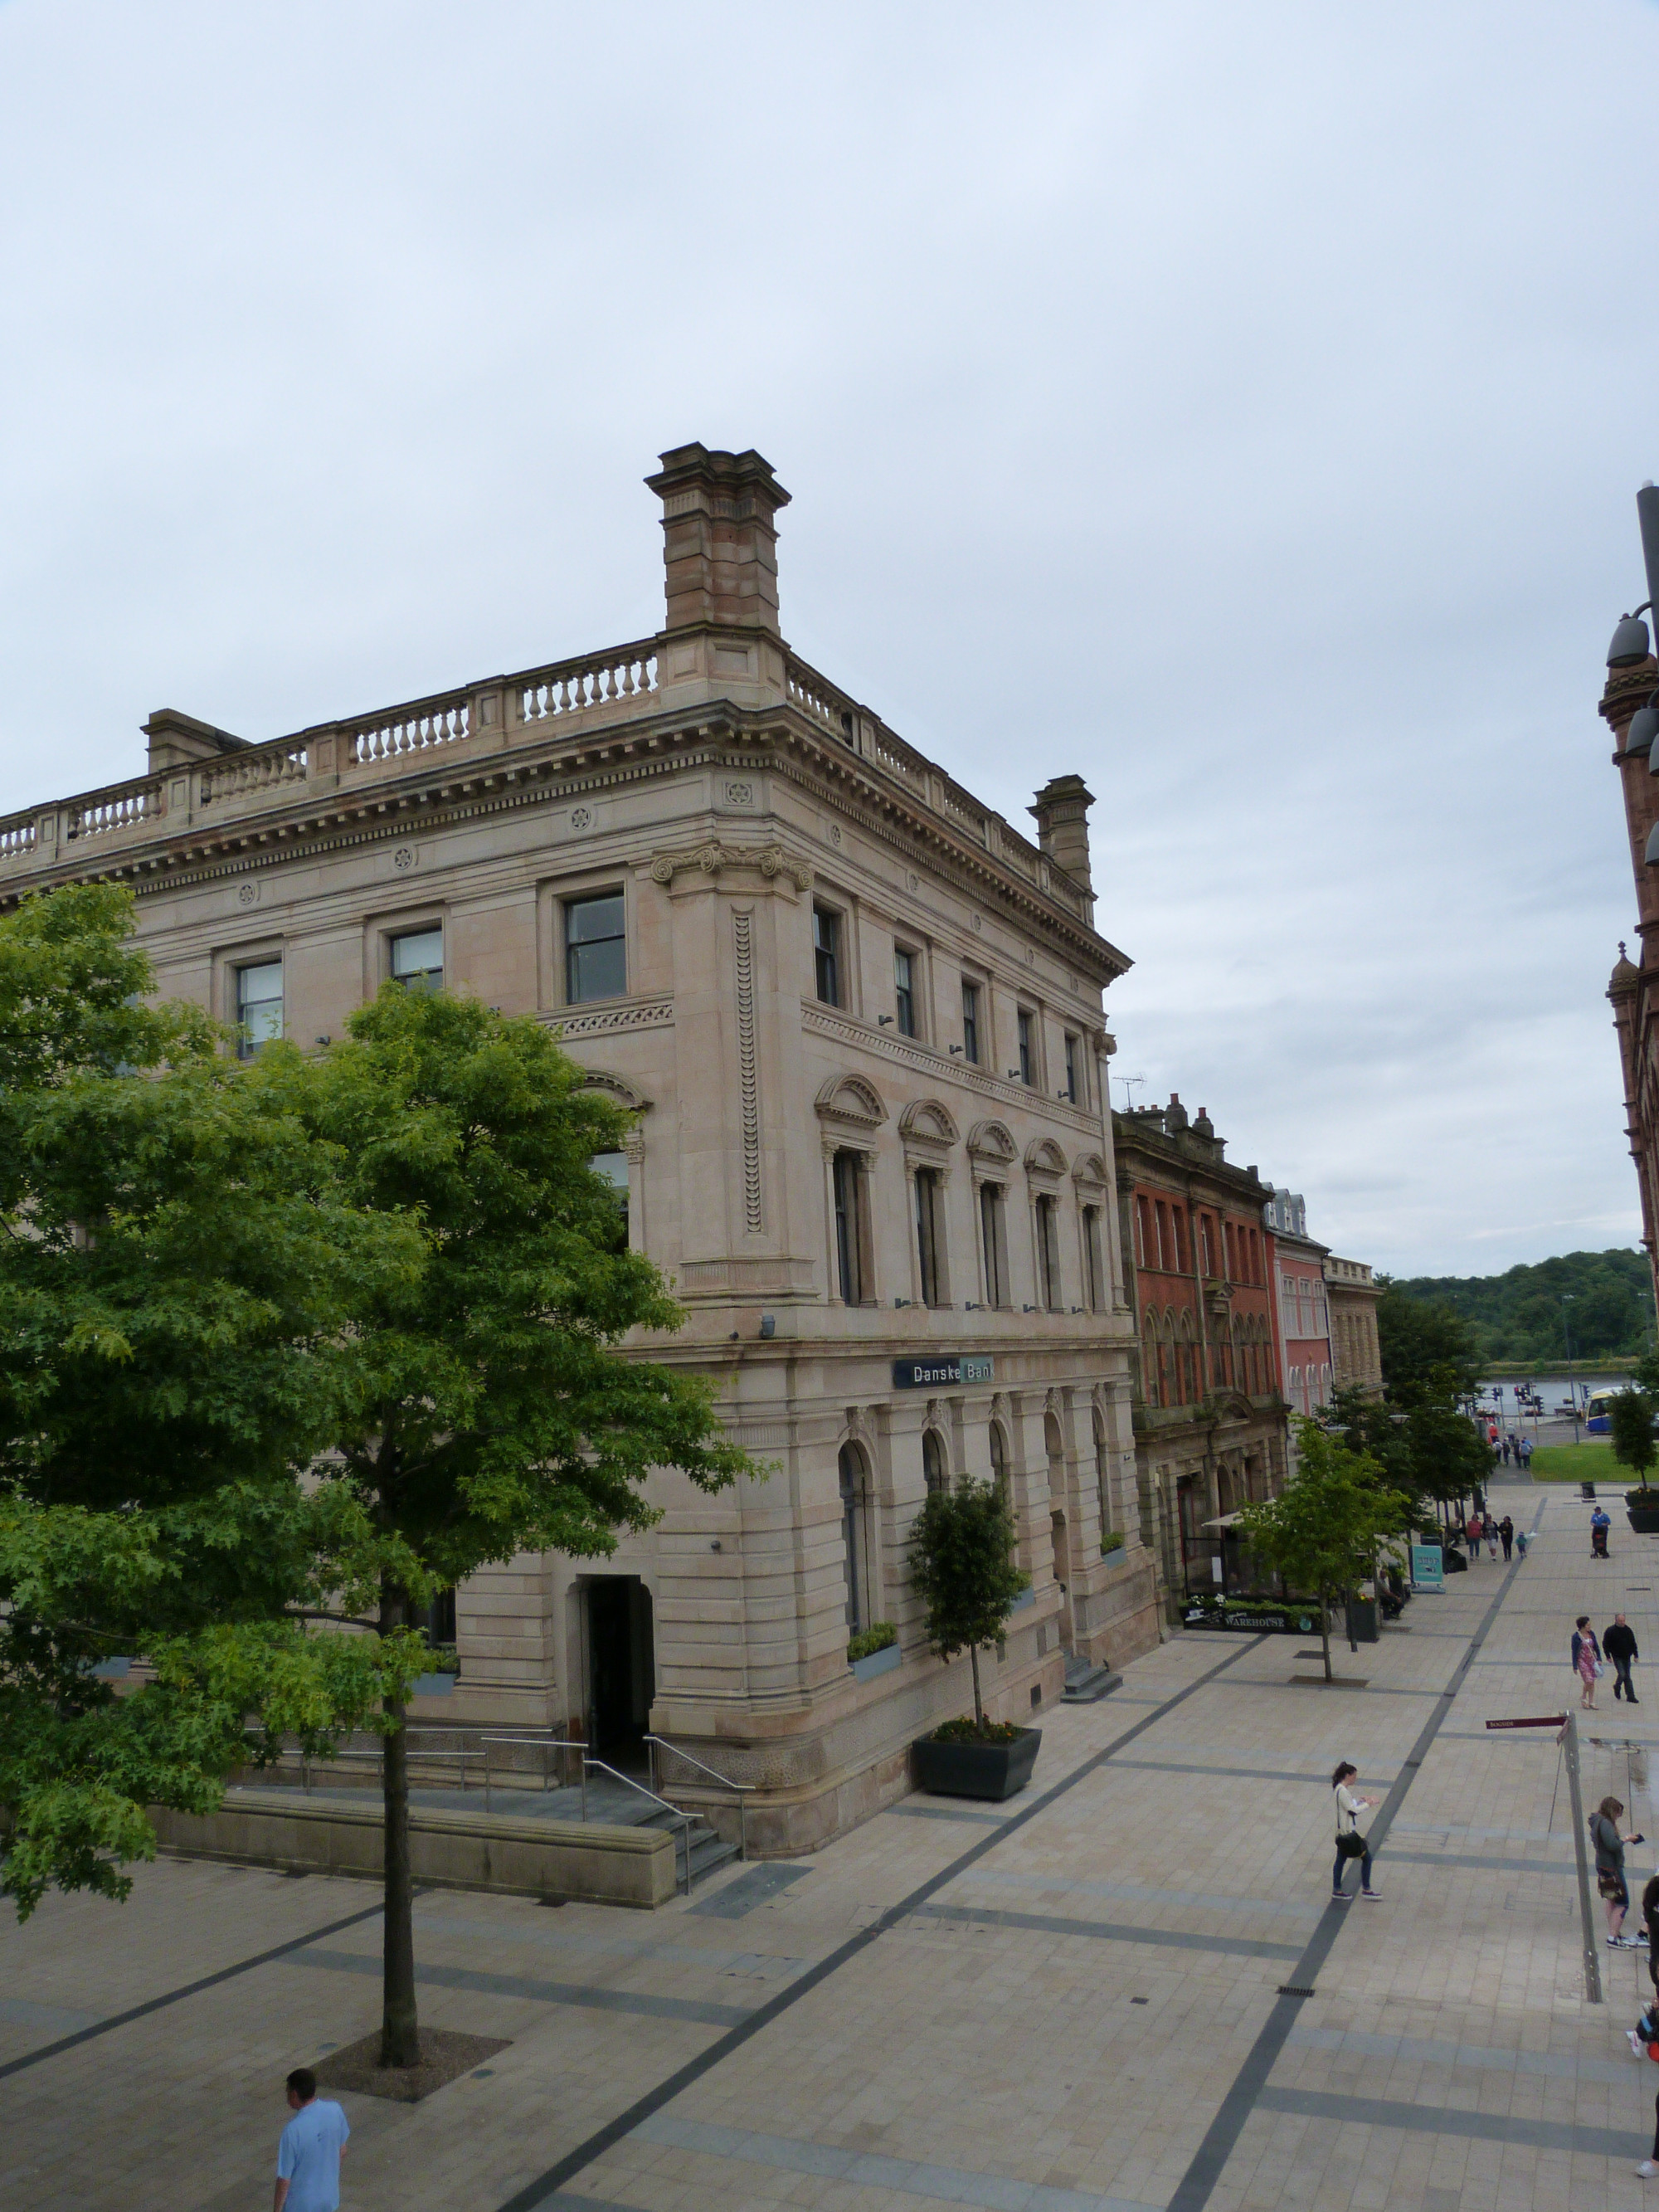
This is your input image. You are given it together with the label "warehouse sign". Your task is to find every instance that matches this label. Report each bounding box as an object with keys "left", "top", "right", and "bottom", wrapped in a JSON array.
[{"left": 892, "top": 1356, "right": 995, "bottom": 1390}]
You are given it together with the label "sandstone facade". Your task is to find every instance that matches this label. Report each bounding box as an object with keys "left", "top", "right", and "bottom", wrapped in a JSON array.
[{"left": 0, "top": 442, "right": 1160, "bottom": 1853}]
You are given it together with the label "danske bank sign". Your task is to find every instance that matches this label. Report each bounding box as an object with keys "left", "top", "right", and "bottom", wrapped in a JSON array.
[{"left": 891, "top": 1356, "right": 995, "bottom": 1390}]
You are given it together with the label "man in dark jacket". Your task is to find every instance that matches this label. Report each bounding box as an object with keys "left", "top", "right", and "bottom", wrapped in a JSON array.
[{"left": 1607, "top": 1613, "right": 1641, "bottom": 1703}]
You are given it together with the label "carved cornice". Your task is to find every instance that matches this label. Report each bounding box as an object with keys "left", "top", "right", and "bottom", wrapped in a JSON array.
[{"left": 647, "top": 838, "right": 811, "bottom": 891}]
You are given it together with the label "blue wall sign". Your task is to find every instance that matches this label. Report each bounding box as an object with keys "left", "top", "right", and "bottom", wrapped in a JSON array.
[{"left": 892, "top": 1356, "right": 995, "bottom": 1389}]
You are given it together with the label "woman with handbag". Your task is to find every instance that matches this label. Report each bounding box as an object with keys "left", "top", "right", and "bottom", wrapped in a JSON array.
[
  {"left": 1331, "top": 1761, "right": 1381, "bottom": 1901},
  {"left": 1573, "top": 1615, "right": 1603, "bottom": 1711}
]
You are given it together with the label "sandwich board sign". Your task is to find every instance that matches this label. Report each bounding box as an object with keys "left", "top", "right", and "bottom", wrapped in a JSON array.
[{"left": 1409, "top": 1543, "right": 1444, "bottom": 1592}]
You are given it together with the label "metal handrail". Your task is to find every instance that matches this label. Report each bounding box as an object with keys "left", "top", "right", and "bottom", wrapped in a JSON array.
[
  {"left": 479, "top": 1738, "right": 588, "bottom": 1820},
  {"left": 645, "top": 1736, "right": 754, "bottom": 1864},
  {"left": 583, "top": 1758, "right": 697, "bottom": 1896}
]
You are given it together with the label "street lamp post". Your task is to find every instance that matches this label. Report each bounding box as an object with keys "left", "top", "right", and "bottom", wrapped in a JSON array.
[{"left": 1563, "top": 1295, "right": 1580, "bottom": 1446}]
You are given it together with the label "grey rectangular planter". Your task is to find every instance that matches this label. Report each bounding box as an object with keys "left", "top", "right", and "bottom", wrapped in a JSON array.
[
  {"left": 849, "top": 1641, "right": 901, "bottom": 1683},
  {"left": 412, "top": 1671, "right": 457, "bottom": 1698},
  {"left": 1008, "top": 1584, "right": 1037, "bottom": 1613},
  {"left": 912, "top": 1727, "right": 1041, "bottom": 1802}
]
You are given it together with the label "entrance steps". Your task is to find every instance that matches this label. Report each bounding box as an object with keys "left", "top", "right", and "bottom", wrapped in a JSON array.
[
  {"left": 1061, "top": 1653, "right": 1122, "bottom": 1704},
  {"left": 577, "top": 1785, "right": 738, "bottom": 1890}
]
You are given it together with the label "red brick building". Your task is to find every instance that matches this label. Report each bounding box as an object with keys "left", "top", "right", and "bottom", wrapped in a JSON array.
[{"left": 1114, "top": 1095, "right": 1290, "bottom": 1620}]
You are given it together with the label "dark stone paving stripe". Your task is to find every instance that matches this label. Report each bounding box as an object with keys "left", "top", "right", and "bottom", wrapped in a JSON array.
[
  {"left": 1162, "top": 1493, "right": 1548, "bottom": 2212},
  {"left": 492, "top": 1633, "right": 1271, "bottom": 2212},
  {"left": 1110, "top": 1757, "right": 1399, "bottom": 1786},
  {"left": 886, "top": 1803, "right": 1010, "bottom": 1828},
  {"left": 1383, "top": 1848, "right": 1574, "bottom": 1874},
  {"left": 0, "top": 1893, "right": 387, "bottom": 2083},
  {"left": 1254, "top": 2084, "right": 1650, "bottom": 2160},
  {"left": 907, "top": 1902, "right": 1302, "bottom": 1961},
  {"left": 293, "top": 1946, "right": 752, "bottom": 2028},
  {"left": 690, "top": 1863, "right": 815, "bottom": 1919}
]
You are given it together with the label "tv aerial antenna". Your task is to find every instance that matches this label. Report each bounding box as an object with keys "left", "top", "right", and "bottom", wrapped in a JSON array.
[{"left": 1113, "top": 1074, "right": 1146, "bottom": 1113}]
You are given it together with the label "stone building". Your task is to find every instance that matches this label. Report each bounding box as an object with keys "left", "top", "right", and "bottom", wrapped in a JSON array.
[
  {"left": 1262, "top": 1189, "right": 1334, "bottom": 1420},
  {"left": 0, "top": 441, "right": 1160, "bottom": 1853},
  {"left": 1114, "top": 1098, "right": 1289, "bottom": 1616},
  {"left": 1324, "top": 1256, "right": 1384, "bottom": 1396}
]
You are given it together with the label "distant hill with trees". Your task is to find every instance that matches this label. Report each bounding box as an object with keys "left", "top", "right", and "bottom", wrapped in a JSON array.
[{"left": 1388, "top": 1249, "right": 1654, "bottom": 1365}]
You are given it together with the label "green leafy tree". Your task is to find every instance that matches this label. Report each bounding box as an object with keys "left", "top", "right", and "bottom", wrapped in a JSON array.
[
  {"left": 1, "top": 886, "right": 764, "bottom": 2077},
  {"left": 1234, "top": 1422, "right": 1414, "bottom": 1680},
  {"left": 293, "top": 982, "right": 760, "bottom": 2068},
  {"left": 0, "top": 885, "right": 421, "bottom": 1918},
  {"left": 907, "top": 1479, "right": 1029, "bottom": 1732},
  {"left": 1375, "top": 1287, "right": 1482, "bottom": 1408},
  {"left": 1609, "top": 1387, "right": 1657, "bottom": 1493}
]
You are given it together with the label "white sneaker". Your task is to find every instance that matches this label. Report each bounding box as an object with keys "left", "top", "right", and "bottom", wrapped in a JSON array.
[
  {"left": 1637, "top": 2160, "right": 1658, "bottom": 2179},
  {"left": 1630, "top": 2029, "right": 1646, "bottom": 2057}
]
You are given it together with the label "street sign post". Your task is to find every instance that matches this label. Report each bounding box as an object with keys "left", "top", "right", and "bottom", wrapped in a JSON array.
[{"left": 1486, "top": 1713, "right": 1600, "bottom": 2002}]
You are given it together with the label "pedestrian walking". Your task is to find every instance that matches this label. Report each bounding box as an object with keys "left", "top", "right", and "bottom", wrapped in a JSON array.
[
  {"left": 1483, "top": 1512, "right": 1499, "bottom": 1559},
  {"left": 1516, "top": 1526, "right": 1531, "bottom": 1559},
  {"left": 275, "top": 2067, "right": 349, "bottom": 2212},
  {"left": 1593, "top": 1505, "right": 1613, "bottom": 1560},
  {"left": 1632, "top": 1873, "right": 1659, "bottom": 2174},
  {"left": 1608, "top": 1613, "right": 1642, "bottom": 1704},
  {"left": 1465, "top": 1508, "right": 1483, "bottom": 1562},
  {"left": 1593, "top": 1795, "right": 1646, "bottom": 1951},
  {"left": 1331, "top": 1760, "right": 1382, "bottom": 1901},
  {"left": 1521, "top": 1436, "right": 1535, "bottom": 1473},
  {"left": 1499, "top": 1514, "right": 1515, "bottom": 1560},
  {"left": 1574, "top": 1615, "right": 1603, "bottom": 1709}
]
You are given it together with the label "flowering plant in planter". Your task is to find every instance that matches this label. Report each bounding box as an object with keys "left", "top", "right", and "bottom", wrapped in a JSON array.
[{"left": 847, "top": 1622, "right": 897, "bottom": 1664}]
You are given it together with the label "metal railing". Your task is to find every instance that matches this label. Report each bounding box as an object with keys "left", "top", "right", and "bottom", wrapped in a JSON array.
[
  {"left": 646, "top": 1736, "right": 755, "bottom": 1864},
  {"left": 279, "top": 1730, "right": 700, "bottom": 1895}
]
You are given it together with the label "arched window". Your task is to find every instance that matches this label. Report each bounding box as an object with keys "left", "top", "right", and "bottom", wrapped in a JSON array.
[
  {"left": 1092, "top": 1406, "right": 1111, "bottom": 1536},
  {"left": 1044, "top": 1411, "right": 1065, "bottom": 1498},
  {"left": 922, "top": 1429, "right": 948, "bottom": 1495},
  {"left": 989, "top": 1420, "right": 1009, "bottom": 1500},
  {"left": 1142, "top": 1311, "right": 1162, "bottom": 1407},
  {"left": 839, "top": 1445, "right": 870, "bottom": 1633}
]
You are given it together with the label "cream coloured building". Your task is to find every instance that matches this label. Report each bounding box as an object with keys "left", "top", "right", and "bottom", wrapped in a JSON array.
[{"left": 0, "top": 444, "right": 1159, "bottom": 1852}]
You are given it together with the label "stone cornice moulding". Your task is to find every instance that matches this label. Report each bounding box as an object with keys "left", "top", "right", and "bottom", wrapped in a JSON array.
[
  {"left": 646, "top": 838, "right": 811, "bottom": 892},
  {"left": 3, "top": 695, "right": 1124, "bottom": 985}
]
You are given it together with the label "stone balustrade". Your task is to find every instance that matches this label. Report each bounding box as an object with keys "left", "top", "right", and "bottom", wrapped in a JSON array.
[{"left": 0, "top": 634, "right": 1091, "bottom": 927}]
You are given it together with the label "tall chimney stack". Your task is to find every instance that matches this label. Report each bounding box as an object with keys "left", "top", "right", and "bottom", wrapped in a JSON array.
[
  {"left": 645, "top": 444, "right": 791, "bottom": 636},
  {"left": 1029, "top": 774, "right": 1097, "bottom": 894}
]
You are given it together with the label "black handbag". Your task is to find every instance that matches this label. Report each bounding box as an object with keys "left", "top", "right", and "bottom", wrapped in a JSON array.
[{"left": 1335, "top": 1830, "right": 1369, "bottom": 1859}]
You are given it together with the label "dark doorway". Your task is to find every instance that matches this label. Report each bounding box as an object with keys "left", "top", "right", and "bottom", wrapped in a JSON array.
[{"left": 586, "top": 1577, "right": 654, "bottom": 1769}]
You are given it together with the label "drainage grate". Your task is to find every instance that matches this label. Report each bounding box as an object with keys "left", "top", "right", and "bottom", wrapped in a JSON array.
[{"left": 1277, "top": 1985, "right": 1316, "bottom": 1998}]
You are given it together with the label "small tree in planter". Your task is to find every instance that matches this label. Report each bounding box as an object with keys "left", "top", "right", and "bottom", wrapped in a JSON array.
[
  {"left": 1609, "top": 1386, "right": 1659, "bottom": 1524},
  {"left": 908, "top": 1480, "right": 1035, "bottom": 1799}
]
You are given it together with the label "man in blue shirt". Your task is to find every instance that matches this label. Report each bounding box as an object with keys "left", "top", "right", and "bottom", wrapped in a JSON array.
[{"left": 275, "top": 2068, "right": 350, "bottom": 2212}]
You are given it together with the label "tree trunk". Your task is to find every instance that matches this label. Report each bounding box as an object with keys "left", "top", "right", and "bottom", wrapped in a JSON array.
[
  {"left": 380, "top": 1579, "right": 420, "bottom": 2070},
  {"left": 970, "top": 1643, "right": 984, "bottom": 1732},
  {"left": 1320, "top": 1590, "right": 1333, "bottom": 1682}
]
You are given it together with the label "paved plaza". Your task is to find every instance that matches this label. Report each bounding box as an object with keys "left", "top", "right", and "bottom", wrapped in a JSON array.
[{"left": 7, "top": 1478, "right": 1659, "bottom": 2212}]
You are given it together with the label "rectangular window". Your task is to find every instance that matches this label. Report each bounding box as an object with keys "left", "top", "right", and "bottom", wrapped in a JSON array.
[
  {"left": 1083, "top": 1206, "right": 1105, "bottom": 1311},
  {"left": 833, "top": 1150, "right": 865, "bottom": 1303},
  {"left": 894, "top": 948, "right": 917, "bottom": 1037},
  {"left": 1063, "top": 1033, "right": 1080, "bottom": 1104},
  {"left": 391, "top": 928, "right": 444, "bottom": 992},
  {"left": 1154, "top": 1200, "right": 1170, "bottom": 1272},
  {"left": 565, "top": 892, "right": 626, "bottom": 1004},
  {"left": 1135, "top": 1196, "right": 1151, "bottom": 1270},
  {"left": 961, "top": 980, "right": 980, "bottom": 1064},
  {"left": 1035, "top": 1195, "right": 1059, "bottom": 1309},
  {"left": 915, "top": 1167, "right": 944, "bottom": 1307},
  {"left": 1200, "top": 1216, "right": 1216, "bottom": 1279},
  {"left": 980, "top": 1182, "right": 1008, "bottom": 1307},
  {"left": 1172, "top": 1206, "right": 1188, "bottom": 1272},
  {"left": 813, "top": 906, "right": 841, "bottom": 1006},
  {"left": 1017, "top": 1008, "right": 1034, "bottom": 1085},
  {"left": 235, "top": 961, "right": 283, "bottom": 1059}
]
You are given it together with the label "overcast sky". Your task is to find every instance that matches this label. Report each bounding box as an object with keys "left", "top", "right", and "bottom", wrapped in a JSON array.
[{"left": 2, "top": 2, "right": 1655, "bottom": 1279}]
